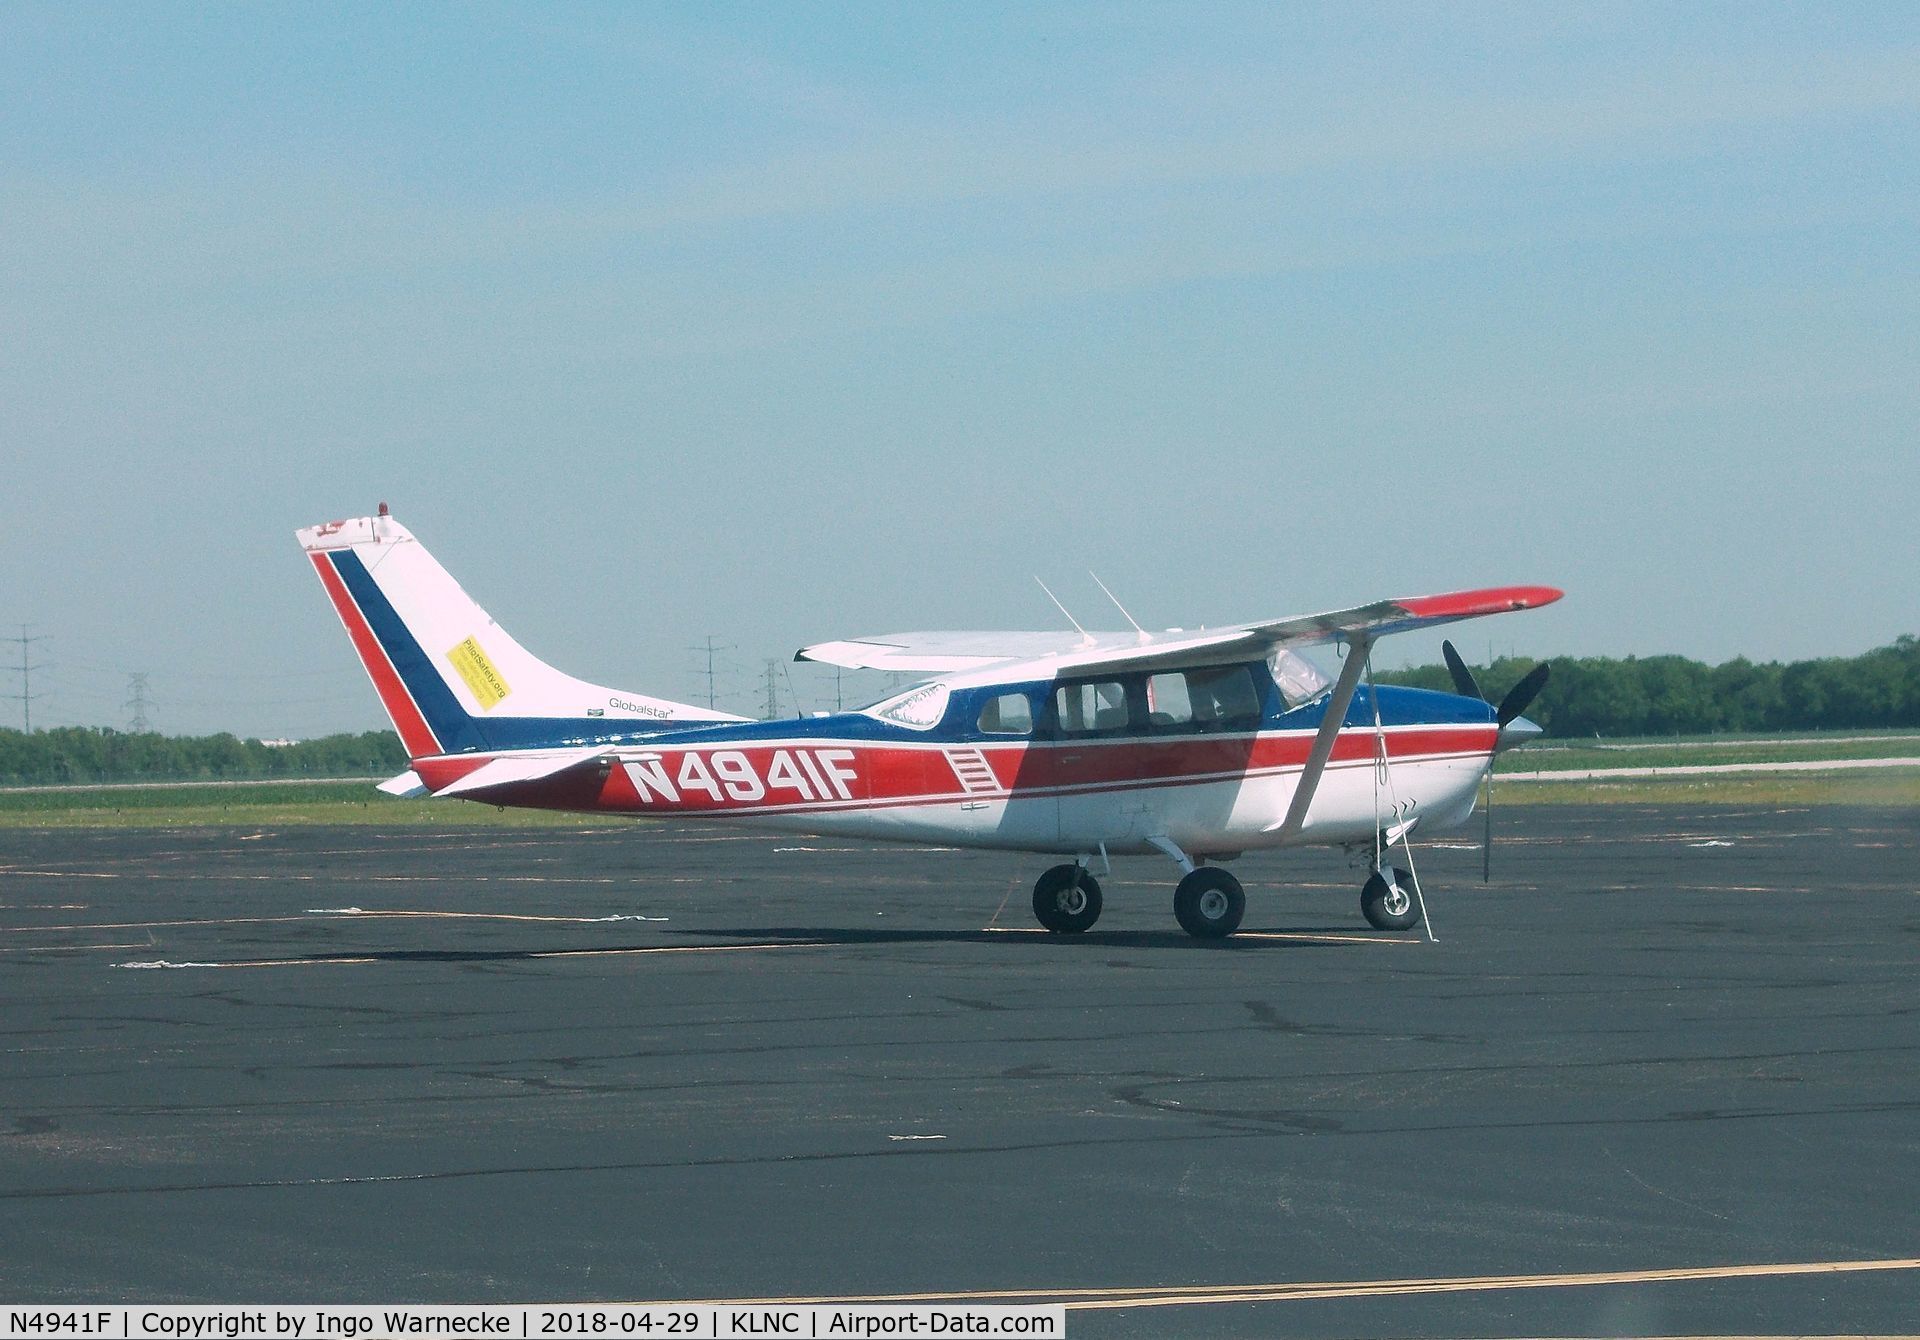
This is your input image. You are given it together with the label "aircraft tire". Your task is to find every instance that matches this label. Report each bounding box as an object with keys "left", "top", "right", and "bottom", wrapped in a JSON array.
[
  {"left": 1361, "top": 868, "right": 1420, "bottom": 931},
  {"left": 1032, "top": 865, "right": 1102, "bottom": 934},
  {"left": 1173, "top": 868, "right": 1245, "bottom": 938}
]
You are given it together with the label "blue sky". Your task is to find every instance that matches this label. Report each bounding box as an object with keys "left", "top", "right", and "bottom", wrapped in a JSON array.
[{"left": 3, "top": 3, "right": 1916, "bottom": 735}]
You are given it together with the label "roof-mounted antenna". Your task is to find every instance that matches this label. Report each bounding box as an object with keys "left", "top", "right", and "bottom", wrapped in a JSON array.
[
  {"left": 1089, "top": 571, "right": 1148, "bottom": 642},
  {"left": 1034, "top": 577, "right": 1093, "bottom": 644}
]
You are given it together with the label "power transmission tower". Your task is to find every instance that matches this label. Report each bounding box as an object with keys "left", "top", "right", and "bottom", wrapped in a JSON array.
[
  {"left": 688, "top": 635, "right": 734, "bottom": 710},
  {"left": 2, "top": 625, "right": 50, "bottom": 732},
  {"left": 125, "top": 672, "right": 153, "bottom": 732},
  {"left": 762, "top": 659, "right": 782, "bottom": 720}
]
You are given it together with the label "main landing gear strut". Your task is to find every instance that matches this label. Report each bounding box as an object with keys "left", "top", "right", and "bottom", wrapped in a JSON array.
[
  {"left": 1030, "top": 837, "right": 1247, "bottom": 940},
  {"left": 1031, "top": 863, "right": 1103, "bottom": 934}
]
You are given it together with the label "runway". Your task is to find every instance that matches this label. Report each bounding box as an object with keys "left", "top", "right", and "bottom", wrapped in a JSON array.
[{"left": 2, "top": 805, "right": 1916, "bottom": 1335}]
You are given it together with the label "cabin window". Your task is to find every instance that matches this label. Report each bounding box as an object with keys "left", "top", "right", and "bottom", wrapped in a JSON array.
[
  {"left": 1145, "top": 672, "right": 1195, "bottom": 727},
  {"left": 977, "top": 692, "right": 1034, "bottom": 735},
  {"left": 1055, "top": 680, "right": 1131, "bottom": 734},
  {"left": 1144, "top": 665, "right": 1264, "bottom": 731},
  {"left": 1189, "top": 665, "right": 1261, "bottom": 730}
]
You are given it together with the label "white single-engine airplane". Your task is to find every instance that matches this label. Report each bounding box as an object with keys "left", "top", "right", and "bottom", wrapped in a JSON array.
[{"left": 300, "top": 507, "right": 1559, "bottom": 939}]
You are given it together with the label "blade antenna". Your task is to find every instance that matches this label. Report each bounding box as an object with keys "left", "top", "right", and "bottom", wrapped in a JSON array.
[
  {"left": 1034, "top": 577, "right": 1092, "bottom": 644},
  {"left": 1089, "top": 571, "right": 1148, "bottom": 641}
]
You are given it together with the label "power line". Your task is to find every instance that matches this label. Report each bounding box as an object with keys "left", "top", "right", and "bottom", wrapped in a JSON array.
[{"left": 3, "top": 625, "right": 51, "bottom": 732}]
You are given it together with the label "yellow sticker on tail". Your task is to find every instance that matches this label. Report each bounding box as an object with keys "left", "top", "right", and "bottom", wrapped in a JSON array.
[{"left": 446, "top": 636, "right": 511, "bottom": 710}]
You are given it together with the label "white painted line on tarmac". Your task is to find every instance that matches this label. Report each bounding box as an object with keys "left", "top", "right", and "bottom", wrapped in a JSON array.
[{"left": 1506, "top": 757, "right": 1920, "bottom": 781}]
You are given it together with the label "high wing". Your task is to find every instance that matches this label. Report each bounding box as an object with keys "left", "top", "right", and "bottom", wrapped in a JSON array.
[{"left": 797, "top": 585, "right": 1562, "bottom": 679}]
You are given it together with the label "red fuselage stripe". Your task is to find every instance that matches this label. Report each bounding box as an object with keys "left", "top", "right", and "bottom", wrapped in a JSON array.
[{"left": 413, "top": 726, "right": 1496, "bottom": 815}]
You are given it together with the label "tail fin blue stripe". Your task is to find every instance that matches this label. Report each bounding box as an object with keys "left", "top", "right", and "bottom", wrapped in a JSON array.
[{"left": 328, "top": 550, "right": 488, "bottom": 753}]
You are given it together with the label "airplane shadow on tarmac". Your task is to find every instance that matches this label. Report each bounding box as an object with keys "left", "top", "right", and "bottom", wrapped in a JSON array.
[
  {"left": 682, "top": 925, "right": 1389, "bottom": 949},
  {"left": 233, "top": 926, "right": 1404, "bottom": 967}
]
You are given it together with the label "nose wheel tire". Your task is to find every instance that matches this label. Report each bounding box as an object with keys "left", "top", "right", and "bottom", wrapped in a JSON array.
[
  {"left": 1033, "top": 864, "right": 1103, "bottom": 933},
  {"left": 1361, "top": 867, "right": 1420, "bottom": 931},
  {"left": 1173, "top": 867, "right": 1246, "bottom": 939}
]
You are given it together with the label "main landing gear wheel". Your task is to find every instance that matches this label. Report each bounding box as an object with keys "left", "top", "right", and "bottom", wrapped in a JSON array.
[
  {"left": 1033, "top": 864, "right": 1103, "bottom": 934},
  {"left": 1361, "top": 867, "right": 1420, "bottom": 931},
  {"left": 1173, "top": 867, "right": 1245, "bottom": 939}
]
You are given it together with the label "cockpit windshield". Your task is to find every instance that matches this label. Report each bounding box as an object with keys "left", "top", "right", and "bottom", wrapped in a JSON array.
[{"left": 1267, "top": 649, "right": 1332, "bottom": 708}]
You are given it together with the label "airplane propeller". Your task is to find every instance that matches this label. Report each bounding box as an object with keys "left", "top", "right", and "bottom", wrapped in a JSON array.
[{"left": 1441, "top": 640, "right": 1551, "bottom": 881}]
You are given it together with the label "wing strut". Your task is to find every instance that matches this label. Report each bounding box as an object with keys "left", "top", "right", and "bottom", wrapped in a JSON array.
[{"left": 1271, "top": 634, "right": 1372, "bottom": 840}]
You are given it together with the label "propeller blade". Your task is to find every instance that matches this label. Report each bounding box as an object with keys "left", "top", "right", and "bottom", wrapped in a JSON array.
[
  {"left": 1442, "top": 639, "right": 1483, "bottom": 701},
  {"left": 1496, "top": 661, "right": 1551, "bottom": 728}
]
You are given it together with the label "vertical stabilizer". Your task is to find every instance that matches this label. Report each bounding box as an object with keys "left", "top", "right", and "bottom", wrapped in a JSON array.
[{"left": 297, "top": 508, "right": 745, "bottom": 757}]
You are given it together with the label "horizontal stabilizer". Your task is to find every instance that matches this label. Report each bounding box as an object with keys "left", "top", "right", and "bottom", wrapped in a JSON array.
[
  {"left": 377, "top": 770, "right": 428, "bottom": 799},
  {"left": 432, "top": 748, "right": 607, "bottom": 798}
]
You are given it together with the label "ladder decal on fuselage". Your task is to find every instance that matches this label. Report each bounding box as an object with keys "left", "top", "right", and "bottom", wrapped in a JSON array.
[{"left": 943, "top": 747, "right": 1001, "bottom": 796}]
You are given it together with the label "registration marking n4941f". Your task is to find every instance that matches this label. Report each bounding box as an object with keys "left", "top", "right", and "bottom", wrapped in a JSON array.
[{"left": 623, "top": 749, "right": 857, "bottom": 805}]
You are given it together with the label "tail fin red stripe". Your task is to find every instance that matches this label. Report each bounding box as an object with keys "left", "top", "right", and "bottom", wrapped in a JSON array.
[{"left": 308, "top": 551, "right": 442, "bottom": 759}]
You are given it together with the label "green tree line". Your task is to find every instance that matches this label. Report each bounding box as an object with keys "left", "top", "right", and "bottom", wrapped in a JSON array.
[
  {"left": 0, "top": 728, "right": 407, "bottom": 786},
  {"left": 1376, "top": 635, "right": 1920, "bottom": 738}
]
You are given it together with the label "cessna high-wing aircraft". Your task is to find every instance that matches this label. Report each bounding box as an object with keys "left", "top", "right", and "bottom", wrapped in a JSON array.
[{"left": 300, "top": 507, "right": 1559, "bottom": 939}]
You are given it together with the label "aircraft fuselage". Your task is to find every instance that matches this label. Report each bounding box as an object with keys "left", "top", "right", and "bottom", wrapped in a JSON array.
[{"left": 411, "top": 678, "right": 1496, "bottom": 858}]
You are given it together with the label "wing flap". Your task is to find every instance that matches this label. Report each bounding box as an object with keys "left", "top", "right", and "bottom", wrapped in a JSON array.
[
  {"left": 796, "top": 631, "right": 1114, "bottom": 672},
  {"left": 1049, "top": 629, "right": 1261, "bottom": 674}
]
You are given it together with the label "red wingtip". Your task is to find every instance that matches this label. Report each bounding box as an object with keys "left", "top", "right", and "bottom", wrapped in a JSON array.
[{"left": 1397, "top": 585, "right": 1565, "bottom": 619}]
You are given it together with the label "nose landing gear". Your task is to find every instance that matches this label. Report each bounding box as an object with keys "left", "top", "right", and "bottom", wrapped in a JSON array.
[{"left": 1361, "top": 865, "right": 1421, "bottom": 931}]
